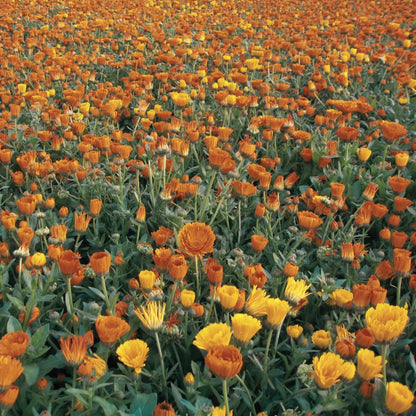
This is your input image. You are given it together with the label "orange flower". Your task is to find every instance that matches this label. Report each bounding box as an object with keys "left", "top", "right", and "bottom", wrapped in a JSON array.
[
  {"left": 74, "top": 211, "right": 92, "bottom": 233},
  {"left": 0, "top": 331, "right": 30, "bottom": 357},
  {"left": 95, "top": 315, "right": 130, "bottom": 345},
  {"left": 60, "top": 335, "right": 88, "bottom": 366},
  {"left": 168, "top": 254, "right": 188, "bottom": 280},
  {"left": 251, "top": 235, "right": 268, "bottom": 251},
  {"left": 330, "top": 182, "right": 345, "bottom": 199},
  {"left": 283, "top": 262, "right": 299, "bottom": 277},
  {"left": 393, "top": 248, "right": 412, "bottom": 276},
  {"left": 205, "top": 344, "right": 243, "bottom": 379},
  {"left": 0, "top": 385, "right": 19, "bottom": 409},
  {"left": 151, "top": 226, "right": 174, "bottom": 246},
  {"left": 388, "top": 176, "right": 411, "bottom": 194},
  {"left": 380, "top": 120, "right": 408, "bottom": 141},
  {"left": 58, "top": 250, "right": 81, "bottom": 277},
  {"left": 178, "top": 222, "right": 215, "bottom": 257},
  {"left": 0, "top": 355, "right": 24, "bottom": 391},
  {"left": 90, "top": 251, "right": 111, "bottom": 276},
  {"left": 355, "top": 328, "right": 375, "bottom": 348},
  {"left": 17, "top": 226, "right": 34, "bottom": 246},
  {"left": 1, "top": 211, "right": 17, "bottom": 230},
  {"left": 136, "top": 205, "right": 146, "bottom": 222},
  {"left": 50, "top": 224, "right": 68, "bottom": 243},
  {"left": 152, "top": 247, "right": 172, "bottom": 270},
  {"left": 16, "top": 195, "right": 37, "bottom": 215},
  {"left": 153, "top": 402, "right": 176, "bottom": 416},
  {"left": 205, "top": 258, "right": 223, "bottom": 285},
  {"left": 297, "top": 211, "right": 323, "bottom": 229},
  {"left": 89, "top": 199, "right": 103, "bottom": 216},
  {"left": 336, "top": 126, "right": 359, "bottom": 141}
]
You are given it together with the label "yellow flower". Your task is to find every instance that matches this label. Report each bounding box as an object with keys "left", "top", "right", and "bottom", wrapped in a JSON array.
[
  {"left": 385, "top": 381, "right": 414, "bottom": 415},
  {"left": 231, "top": 313, "right": 262, "bottom": 344},
  {"left": 78, "top": 354, "right": 107, "bottom": 381},
  {"left": 266, "top": 298, "right": 291, "bottom": 329},
  {"left": 245, "top": 286, "right": 270, "bottom": 317},
  {"left": 312, "top": 330, "right": 331, "bottom": 349},
  {"left": 357, "top": 349, "right": 383, "bottom": 381},
  {"left": 284, "top": 277, "right": 311, "bottom": 306},
  {"left": 328, "top": 288, "right": 353, "bottom": 307},
  {"left": 134, "top": 301, "right": 166, "bottom": 331},
  {"left": 286, "top": 325, "right": 303, "bottom": 339},
  {"left": 217, "top": 285, "right": 239, "bottom": 311},
  {"left": 313, "top": 352, "right": 345, "bottom": 389},
  {"left": 193, "top": 323, "right": 232, "bottom": 351},
  {"left": 116, "top": 339, "right": 149, "bottom": 374},
  {"left": 211, "top": 406, "right": 233, "bottom": 416},
  {"left": 365, "top": 303, "right": 408, "bottom": 343},
  {"left": 341, "top": 361, "right": 356, "bottom": 381}
]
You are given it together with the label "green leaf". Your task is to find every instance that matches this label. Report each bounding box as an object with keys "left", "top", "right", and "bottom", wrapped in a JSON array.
[
  {"left": 23, "top": 363, "right": 39, "bottom": 386},
  {"left": 93, "top": 396, "right": 118, "bottom": 416},
  {"left": 7, "top": 316, "right": 22, "bottom": 332},
  {"left": 130, "top": 392, "right": 157, "bottom": 416},
  {"left": 30, "top": 324, "right": 49, "bottom": 349}
]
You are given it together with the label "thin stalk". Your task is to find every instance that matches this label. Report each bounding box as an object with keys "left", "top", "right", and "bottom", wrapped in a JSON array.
[
  {"left": 396, "top": 276, "right": 403, "bottom": 306},
  {"left": 263, "top": 328, "right": 274, "bottom": 379},
  {"left": 194, "top": 256, "right": 200, "bottom": 299},
  {"left": 205, "top": 285, "right": 217, "bottom": 324},
  {"left": 198, "top": 169, "right": 217, "bottom": 221},
  {"left": 235, "top": 374, "right": 256, "bottom": 416},
  {"left": 166, "top": 280, "right": 177, "bottom": 315},
  {"left": 154, "top": 331, "right": 168, "bottom": 400},
  {"left": 100, "top": 274, "right": 112, "bottom": 315},
  {"left": 237, "top": 200, "right": 241, "bottom": 246},
  {"left": 222, "top": 378, "right": 230, "bottom": 416},
  {"left": 381, "top": 343, "right": 388, "bottom": 387}
]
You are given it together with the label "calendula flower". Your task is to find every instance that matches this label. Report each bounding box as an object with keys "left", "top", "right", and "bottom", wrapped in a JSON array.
[
  {"left": 284, "top": 277, "right": 311, "bottom": 306},
  {"left": 266, "top": 298, "right": 291, "bottom": 329},
  {"left": 0, "top": 356, "right": 24, "bottom": 391},
  {"left": 77, "top": 354, "right": 107, "bottom": 381},
  {"left": 0, "top": 385, "right": 19, "bottom": 409},
  {"left": 193, "top": 323, "right": 232, "bottom": 351},
  {"left": 245, "top": 285, "right": 270, "bottom": 317},
  {"left": 283, "top": 262, "right": 299, "bottom": 277},
  {"left": 328, "top": 288, "right": 353, "bottom": 307},
  {"left": 178, "top": 222, "right": 216, "bottom": 257},
  {"left": 57, "top": 250, "right": 80, "bottom": 277},
  {"left": 95, "top": 315, "right": 130, "bottom": 345},
  {"left": 312, "top": 330, "right": 332, "bottom": 349},
  {"left": 180, "top": 289, "right": 195, "bottom": 309},
  {"left": 74, "top": 211, "right": 92, "bottom": 232},
  {"left": 297, "top": 211, "right": 323, "bottom": 229},
  {"left": 287, "top": 325, "right": 303, "bottom": 339},
  {"left": 365, "top": 303, "right": 408, "bottom": 343},
  {"left": 385, "top": 381, "right": 414, "bottom": 415},
  {"left": 380, "top": 120, "right": 408, "bottom": 141},
  {"left": 0, "top": 331, "right": 30, "bottom": 358},
  {"left": 60, "top": 335, "right": 88, "bottom": 367},
  {"left": 168, "top": 254, "right": 188, "bottom": 280},
  {"left": 153, "top": 402, "right": 175, "bottom": 416},
  {"left": 313, "top": 352, "right": 345, "bottom": 389},
  {"left": 210, "top": 406, "right": 233, "bottom": 416},
  {"left": 217, "top": 285, "right": 239, "bottom": 311},
  {"left": 90, "top": 251, "right": 112, "bottom": 276},
  {"left": 205, "top": 344, "right": 243, "bottom": 379},
  {"left": 89, "top": 198, "right": 103, "bottom": 216},
  {"left": 231, "top": 313, "right": 262, "bottom": 344},
  {"left": 116, "top": 339, "right": 149, "bottom": 374},
  {"left": 251, "top": 235, "right": 268, "bottom": 251},
  {"left": 138, "top": 270, "right": 156, "bottom": 290},
  {"left": 134, "top": 301, "right": 166, "bottom": 331},
  {"left": 357, "top": 349, "right": 383, "bottom": 381}
]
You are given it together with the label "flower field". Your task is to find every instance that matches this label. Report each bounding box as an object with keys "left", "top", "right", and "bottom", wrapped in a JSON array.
[{"left": 0, "top": 0, "right": 416, "bottom": 414}]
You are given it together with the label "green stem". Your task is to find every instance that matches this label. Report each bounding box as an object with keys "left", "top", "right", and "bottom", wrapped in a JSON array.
[
  {"left": 381, "top": 343, "right": 388, "bottom": 387},
  {"left": 167, "top": 281, "right": 177, "bottom": 315},
  {"left": 237, "top": 200, "right": 241, "bottom": 246},
  {"left": 194, "top": 256, "right": 200, "bottom": 299},
  {"left": 198, "top": 169, "right": 217, "bottom": 221},
  {"left": 205, "top": 285, "right": 217, "bottom": 324},
  {"left": 263, "top": 328, "right": 274, "bottom": 383},
  {"left": 222, "top": 378, "right": 229, "bottom": 416},
  {"left": 155, "top": 331, "right": 168, "bottom": 400},
  {"left": 66, "top": 277, "right": 75, "bottom": 321},
  {"left": 235, "top": 374, "right": 256, "bottom": 416},
  {"left": 396, "top": 276, "right": 403, "bottom": 306},
  {"left": 100, "top": 274, "right": 112, "bottom": 315}
]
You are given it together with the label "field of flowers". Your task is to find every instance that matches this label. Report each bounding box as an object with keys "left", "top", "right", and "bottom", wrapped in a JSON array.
[{"left": 0, "top": 0, "right": 415, "bottom": 414}]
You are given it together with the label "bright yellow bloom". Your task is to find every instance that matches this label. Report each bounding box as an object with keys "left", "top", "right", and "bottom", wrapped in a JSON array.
[
  {"left": 78, "top": 354, "right": 107, "bottom": 381},
  {"left": 217, "top": 285, "right": 239, "bottom": 310},
  {"left": 313, "top": 352, "right": 345, "bottom": 389},
  {"left": 266, "top": 298, "right": 291, "bottom": 329},
  {"left": 357, "top": 349, "right": 383, "bottom": 381},
  {"left": 211, "top": 406, "right": 233, "bottom": 416},
  {"left": 284, "top": 277, "right": 311, "bottom": 306},
  {"left": 385, "top": 381, "right": 414, "bottom": 415},
  {"left": 312, "top": 330, "right": 331, "bottom": 349},
  {"left": 231, "top": 313, "right": 262, "bottom": 344},
  {"left": 193, "top": 323, "right": 232, "bottom": 351},
  {"left": 245, "top": 286, "right": 270, "bottom": 317},
  {"left": 116, "top": 339, "right": 149, "bottom": 374},
  {"left": 365, "top": 303, "right": 408, "bottom": 343},
  {"left": 286, "top": 325, "right": 303, "bottom": 339},
  {"left": 328, "top": 288, "right": 353, "bottom": 307},
  {"left": 134, "top": 301, "right": 166, "bottom": 331}
]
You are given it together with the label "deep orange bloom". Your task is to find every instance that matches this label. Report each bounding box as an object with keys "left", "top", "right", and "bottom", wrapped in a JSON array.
[
  {"left": 90, "top": 251, "right": 112, "bottom": 275},
  {"left": 297, "top": 211, "right": 323, "bottom": 229},
  {"left": 153, "top": 247, "right": 172, "bottom": 270},
  {"left": 95, "top": 315, "right": 130, "bottom": 345},
  {"left": 16, "top": 195, "right": 37, "bottom": 215},
  {"left": 168, "top": 254, "right": 188, "bottom": 280},
  {"left": 336, "top": 126, "right": 359, "bottom": 141},
  {"left": 205, "top": 344, "right": 243, "bottom": 379},
  {"left": 251, "top": 235, "right": 268, "bottom": 251},
  {"left": 205, "top": 258, "right": 223, "bottom": 285},
  {"left": 89, "top": 199, "right": 103, "bottom": 216},
  {"left": 380, "top": 120, "right": 408, "bottom": 141},
  {"left": 178, "top": 222, "right": 215, "bottom": 257},
  {"left": 393, "top": 248, "right": 412, "bottom": 275},
  {"left": 388, "top": 176, "right": 411, "bottom": 194},
  {"left": 0, "top": 331, "right": 30, "bottom": 357},
  {"left": 74, "top": 211, "right": 92, "bottom": 232},
  {"left": 0, "top": 385, "right": 19, "bottom": 408},
  {"left": 151, "top": 226, "right": 174, "bottom": 246},
  {"left": 60, "top": 335, "right": 88, "bottom": 366},
  {"left": 58, "top": 250, "right": 81, "bottom": 276},
  {"left": 153, "top": 402, "right": 176, "bottom": 416}
]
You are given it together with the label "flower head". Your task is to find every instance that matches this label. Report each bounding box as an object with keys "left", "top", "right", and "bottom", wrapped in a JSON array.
[
  {"left": 134, "top": 301, "right": 166, "bottom": 331},
  {"left": 178, "top": 222, "right": 216, "bottom": 257},
  {"left": 357, "top": 349, "right": 383, "bottom": 381},
  {"left": 245, "top": 286, "right": 270, "bottom": 317},
  {"left": 266, "top": 298, "right": 291, "bottom": 329},
  {"left": 205, "top": 344, "right": 243, "bottom": 379},
  {"left": 60, "top": 335, "right": 88, "bottom": 367},
  {"left": 385, "top": 381, "right": 414, "bottom": 414},
  {"left": 313, "top": 352, "right": 345, "bottom": 389},
  {"left": 116, "top": 339, "right": 149, "bottom": 374},
  {"left": 284, "top": 277, "right": 311, "bottom": 306},
  {"left": 0, "top": 331, "right": 30, "bottom": 358},
  {"left": 0, "top": 356, "right": 24, "bottom": 391},
  {"left": 95, "top": 315, "right": 130, "bottom": 345},
  {"left": 231, "top": 313, "right": 262, "bottom": 344},
  {"left": 193, "top": 323, "right": 232, "bottom": 351},
  {"left": 365, "top": 303, "right": 408, "bottom": 343}
]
